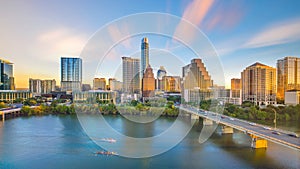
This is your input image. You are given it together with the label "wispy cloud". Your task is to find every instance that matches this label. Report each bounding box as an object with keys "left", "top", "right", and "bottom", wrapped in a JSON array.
[
  {"left": 243, "top": 18, "right": 300, "bottom": 48},
  {"left": 203, "top": 1, "right": 244, "bottom": 31},
  {"left": 107, "top": 24, "right": 132, "bottom": 49},
  {"left": 173, "top": 0, "right": 215, "bottom": 43},
  {"left": 37, "top": 28, "right": 88, "bottom": 61}
]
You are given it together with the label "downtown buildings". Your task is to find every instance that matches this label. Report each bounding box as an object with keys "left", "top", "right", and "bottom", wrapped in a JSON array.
[
  {"left": 60, "top": 57, "right": 82, "bottom": 92},
  {"left": 122, "top": 56, "right": 140, "bottom": 94},
  {"left": 241, "top": 62, "right": 276, "bottom": 106},
  {"left": 29, "top": 79, "right": 56, "bottom": 96},
  {"left": 0, "top": 59, "right": 15, "bottom": 90},
  {"left": 277, "top": 56, "right": 300, "bottom": 100}
]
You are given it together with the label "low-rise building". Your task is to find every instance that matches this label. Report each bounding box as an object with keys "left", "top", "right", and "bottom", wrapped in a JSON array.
[
  {"left": 0, "top": 90, "right": 32, "bottom": 103},
  {"left": 73, "top": 90, "right": 116, "bottom": 104}
]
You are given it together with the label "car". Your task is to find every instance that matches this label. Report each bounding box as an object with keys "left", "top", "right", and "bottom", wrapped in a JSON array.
[
  {"left": 229, "top": 118, "right": 234, "bottom": 121},
  {"left": 287, "top": 133, "right": 299, "bottom": 138},
  {"left": 272, "top": 131, "right": 281, "bottom": 135},
  {"left": 249, "top": 122, "right": 256, "bottom": 126},
  {"left": 221, "top": 116, "right": 225, "bottom": 119},
  {"left": 263, "top": 126, "right": 271, "bottom": 130}
]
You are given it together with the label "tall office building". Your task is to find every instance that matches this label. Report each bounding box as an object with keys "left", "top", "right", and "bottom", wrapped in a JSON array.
[
  {"left": 142, "top": 65, "right": 155, "bottom": 98},
  {"left": 231, "top": 78, "right": 241, "bottom": 98},
  {"left": 141, "top": 37, "right": 149, "bottom": 78},
  {"left": 122, "top": 57, "right": 140, "bottom": 93},
  {"left": 241, "top": 62, "right": 276, "bottom": 105},
  {"left": 93, "top": 78, "right": 106, "bottom": 90},
  {"left": 161, "top": 76, "right": 181, "bottom": 92},
  {"left": 277, "top": 56, "right": 300, "bottom": 100},
  {"left": 0, "top": 59, "right": 15, "bottom": 90},
  {"left": 182, "top": 59, "right": 213, "bottom": 102},
  {"left": 29, "top": 79, "right": 56, "bottom": 96},
  {"left": 60, "top": 57, "right": 82, "bottom": 91},
  {"left": 157, "top": 66, "right": 167, "bottom": 90}
]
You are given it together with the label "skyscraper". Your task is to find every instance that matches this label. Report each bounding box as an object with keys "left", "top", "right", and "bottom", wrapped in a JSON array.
[
  {"left": 157, "top": 66, "right": 167, "bottom": 90},
  {"left": 60, "top": 57, "right": 82, "bottom": 91},
  {"left": 231, "top": 78, "right": 241, "bottom": 98},
  {"left": 142, "top": 65, "right": 155, "bottom": 98},
  {"left": 141, "top": 37, "right": 149, "bottom": 78},
  {"left": 0, "top": 59, "right": 15, "bottom": 90},
  {"left": 277, "top": 56, "right": 300, "bottom": 100},
  {"left": 182, "top": 59, "right": 213, "bottom": 102},
  {"left": 122, "top": 56, "right": 140, "bottom": 94},
  {"left": 241, "top": 62, "right": 276, "bottom": 105}
]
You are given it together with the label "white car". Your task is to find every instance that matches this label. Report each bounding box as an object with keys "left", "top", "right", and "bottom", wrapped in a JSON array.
[
  {"left": 249, "top": 122, "right": 257, "bottom": 126},
  {"left": 263, "top": 126, "right": 271, "bottom": 130},
  {"left": 229, "top": 118, "right": 234, "bottom": 121}
]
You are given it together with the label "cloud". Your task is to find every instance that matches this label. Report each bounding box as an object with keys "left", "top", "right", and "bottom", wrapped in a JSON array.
[
  {"left": 173, "top": 0, "right": 215, "bottom": 43},
  {"left": 37, "top": 28, "right": 88, "bottom": 61},
  {"left": 203, "top": 2, "right": 244, "bottom": 31},
  {"left": 107, "top": 24, "right": 132, "bottom": 49},
  {"left": 243, "top": 18, "right": 300, "bottom": 48}
]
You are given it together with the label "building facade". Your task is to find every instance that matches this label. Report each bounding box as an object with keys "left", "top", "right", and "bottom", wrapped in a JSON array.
[
  {"left": 0, "top": 59, "right": 15, "bottom": 90},
  {"left": 182, "top": 59, "right": 213, "bottom": 102},
  {"left": 284, "top": 90, "right": 300, "bottom": 105},
  {"left": 241, "top": 62, "right": 276, "bottom": 106},
  {"left": 93, "top": 78, "right": 106, "bottom": 90},
  {"left": 110, "top": 79, "right": 122, "bottom": 91},
  {"left": 142, "top": 65, "right": 155, "bottom": 98},
  {"left": 277, "top": 56, "right": 300, "bottom": 100},
  {"left": 0, "top": 90, "right": 32, "bottom": 103},
  {"left": 141, "top": 37, "right": 149, "bottom": 78},
  {"left": 156, "top": 66, "right": 167, "bottom": 90},
  {"left": 61, "top": 57, "right": 82, "bottom": 91},
  {"left": 161, "top": 76, "right": 181, "bottom": 92},
  {"left": 122, "top": 56, "right": 140, "bottom": 94},
  {"left": 29, "top": 78, "right": 56, "bottom": 96},
  {"left": 73, "top": 90, "right": 116, "bottom": 104}
]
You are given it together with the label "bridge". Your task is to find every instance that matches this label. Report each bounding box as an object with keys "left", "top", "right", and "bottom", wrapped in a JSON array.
[
  {"left": 180, "top": 105, "right": 300, "bottom": 150},
  {"left": 0, "top": 107, "right": 22, "bottom": 122}
]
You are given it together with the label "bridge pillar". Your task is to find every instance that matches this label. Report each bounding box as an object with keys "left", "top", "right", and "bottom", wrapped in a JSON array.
[
  {"left": 1, "top": 112, "right": 4, "bottom": 122},
  {"left": 190, "top": 114, "right": 199, "bottom": 120},
  {"left": 203, "top": 118, "right": 213, "bottom": 126},
  {"left": 250, "top": 135, "right": 267, "bottom": 149},
  {"left": 221, "top": 126, "right": 234, "bottom": 134}
]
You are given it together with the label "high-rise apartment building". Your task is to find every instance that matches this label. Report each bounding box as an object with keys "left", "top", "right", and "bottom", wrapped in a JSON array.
[
  {"left": 182, "top": 59, "right": 213, "bottom": 102},
  {"left": 231, "top": 78, "right": 241, "bottom": 98},
  {"left": 161, "top": 76, "right": 181, "bottom": 92},
  {"left": 142, "top": 65, "right": 155, "bottom": 98},
  {"left": 141, "top": 37, "right": 149, "bottom": 78},
  {"left": 156, "top": 66, "right": 167, "bottom": 90},
  {"left": 122, "top": 56, "right": 140, "bottom": 94},
  {"left": 93, "top": 78, "right": 106, "bottom": 90},
  {"left": 29, "top": 78, "right": 56, "bottom": 96},
  {"left": 241, "top": 62, "right": 276, "bottom": 105},
  {"left": 0, "top": 59, "right": 15, "bottom": 90},
  {"left": 60, "top": 57, "right": 82, "bottom": 91},
  {"left": 277, "top": 56, "right": 300, "bottom": 100}
]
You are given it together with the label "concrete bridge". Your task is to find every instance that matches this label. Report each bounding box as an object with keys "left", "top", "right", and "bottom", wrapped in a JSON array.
[
  {"left": 0, "top": 107, "right": 22, "bottom": 122},
  {"left": 180, "top": 105, "right": 300, "bottom": 150}
]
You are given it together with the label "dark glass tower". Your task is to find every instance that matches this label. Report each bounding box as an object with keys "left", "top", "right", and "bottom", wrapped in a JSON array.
[
  {"left": 141, "top": 37, "right": 149, "bottom": 78},
  {"left": 0, "top": 59, "right": 15, "bottom": 90},
  {"left": 60, "top": 57, "right": 82, "bottom": 91}
]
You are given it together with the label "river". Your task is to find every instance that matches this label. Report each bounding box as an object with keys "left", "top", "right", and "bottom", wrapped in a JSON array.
[{"left": 0, "top": 114, "right": 299, "bottom": 169}]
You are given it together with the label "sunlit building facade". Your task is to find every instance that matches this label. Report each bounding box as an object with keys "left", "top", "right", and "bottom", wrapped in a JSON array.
[
  {"left": 277, "top": 56, "right": 300, "bottom": 100},
  {"left": 142, "top": 65, "right": 155, "bottom": 98},
  {"left": 122, "top": 57, "right": 140, "bottom": 94},
  {"left": 29, "top": 78, "right": 56, "bottom": 96},
  {"left": 93, "top": 78, "right": 106, "bottom": 90},
  {"left": 241, "top": 62, "right": 276, "bottom": 105},
  {"left": 161, "top": 76, "right": 181, "bottom": 92},
  {"left": 60, "top": 57, "right": 82, "bottom": 92},
  {"left": 182, "top": 59, "right": 213, "bottom": 102}
]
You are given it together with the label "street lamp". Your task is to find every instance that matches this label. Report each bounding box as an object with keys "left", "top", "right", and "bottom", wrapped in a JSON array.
[{"left": 271, "top": 108, "right": 277, "bottom": 129}]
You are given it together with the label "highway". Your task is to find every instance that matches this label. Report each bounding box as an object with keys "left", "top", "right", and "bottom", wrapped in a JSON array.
[{"left": 179, "top": 105, "right": 300, "bottom": 150}]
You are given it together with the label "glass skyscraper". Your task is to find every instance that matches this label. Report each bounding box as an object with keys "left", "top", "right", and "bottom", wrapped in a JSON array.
[
  {"left": 60, "top": 57, "right": 82, "bottom": 91},
  {"left": 141, "top": 37, "right": 149, "bottom": 78},
  {"left": 0, "top": 59, "right": 15, "bottom": 90},
  {"left": 156, "top": 66, "right": 167, "bottom": 90}
]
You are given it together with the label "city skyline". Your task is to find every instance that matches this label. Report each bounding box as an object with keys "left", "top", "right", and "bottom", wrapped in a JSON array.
[{"left": 1, "top": 0, "right": 300, "bottom": 88}]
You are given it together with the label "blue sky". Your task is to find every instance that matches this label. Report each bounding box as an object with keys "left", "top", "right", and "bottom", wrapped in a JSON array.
[{"left": 1, "top": 0, "right": 300, "bottom": 88}]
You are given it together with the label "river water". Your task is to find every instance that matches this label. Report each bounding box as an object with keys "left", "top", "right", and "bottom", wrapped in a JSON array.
[{"left": 0, "top": 115, "right": 299, "bottom": 169}]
